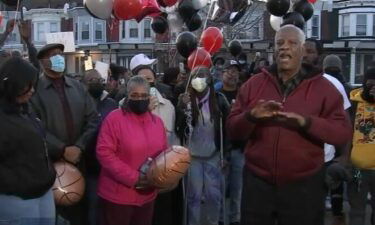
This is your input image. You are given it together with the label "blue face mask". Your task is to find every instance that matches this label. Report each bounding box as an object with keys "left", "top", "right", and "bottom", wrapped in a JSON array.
[{"left": 50, "top": 55, "right": 65, "bottom": 73}]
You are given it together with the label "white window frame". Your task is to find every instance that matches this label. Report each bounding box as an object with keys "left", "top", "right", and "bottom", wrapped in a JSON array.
[
  {"left": 119, "top": 18, "right": 154, "bottom": 43},
  {"left": 356, "top": 14, "right": 367, "bottom": 36},
  {"left": 143, "top": 19, "right": 152, "bottom": 40},
  {"left": 311, "top": 15, "right": 320, "bottom": 38},
  {"left": 129, "top": 20, "right": 139, "bottom": 39},
  {"left": 80, "top": 19, "right": 91, "bottom": 42},
  {"left": 94, "top": 21, "right": 104, "bottom": 41},
  {"left": 74, "top": 22, "right": 78, "bottom": 41},
  {"left": 36, "top": 22, "right": 46, "bottom": 42},
  {"left": 50, "top": 22, "right": 58, "bottom": 33},
  {"left": 33, "top": 21, "right": 61, "bottom": 42},
  {"left": 341, "top": 14, "right": 350, "bottom": 37},
  {"left": 121, "top": 21, "right": 126, "bottom": 40}
]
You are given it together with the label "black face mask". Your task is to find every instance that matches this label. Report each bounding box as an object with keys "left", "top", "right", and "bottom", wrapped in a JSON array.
[
  {"left": 128, "top": 99, "right": 150, "bottom": 115},
  {"left": 88, "top": 83, "right": 104, "bottom": 99}
]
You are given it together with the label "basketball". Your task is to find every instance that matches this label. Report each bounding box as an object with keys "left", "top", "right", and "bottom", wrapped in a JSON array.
[
  {"left": 147, "top": 145, "right": 191, "bottom": 190},
  {"left": 52, "top": 161, "right": 85, "bottom": 206}
]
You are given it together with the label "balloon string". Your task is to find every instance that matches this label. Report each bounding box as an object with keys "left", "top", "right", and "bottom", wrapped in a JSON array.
[
  {"left": 202, "top": 0, "right": 215, "bottom": 31},
  {"left": 185, "top": 30, "right": 222, "bottom": 93},
  {"left": 14, "top": 0, "right": 20, "bottom": 22}
]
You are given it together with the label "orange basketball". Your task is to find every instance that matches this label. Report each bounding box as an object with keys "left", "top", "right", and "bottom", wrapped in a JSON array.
[
  {"left": 147, "top": 146, "right": 191, "bottom": 190},
  {"left": 52, "top": 161, "right": 85, "bottom": 206}
]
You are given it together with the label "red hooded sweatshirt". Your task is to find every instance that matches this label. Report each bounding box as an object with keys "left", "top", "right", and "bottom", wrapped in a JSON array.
[{"left": 226, "top": 65, "right": 352, "bottom": 185}]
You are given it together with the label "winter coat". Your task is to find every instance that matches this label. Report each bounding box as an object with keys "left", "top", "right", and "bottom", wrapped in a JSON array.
[
  {"left": 31, "top": 75, "right": 99, "bottom": 161},
  {"left": 96, "top": 110, "right": 167, "bottom": 206},
  {"left": 0, "top": 102, "right": 56, "bottom": 199},
  {"left": 227, "top": 64, "right": 352, "bottom": 185}
]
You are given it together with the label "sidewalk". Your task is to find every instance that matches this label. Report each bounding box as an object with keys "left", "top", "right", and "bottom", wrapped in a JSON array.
[{"left": 324, "top": 201, "right": 372, "bottom": 225}]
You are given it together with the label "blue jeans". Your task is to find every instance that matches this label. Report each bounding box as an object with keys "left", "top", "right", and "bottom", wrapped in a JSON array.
[
  {"left": 0, "top": 189, "right": 55, "bottom": 225},
  {"left": 186, "top": 153, "right": 223, "bottom": 225},
  {"left": 228, "top": 149, "right": 245, "bottom": 223}
]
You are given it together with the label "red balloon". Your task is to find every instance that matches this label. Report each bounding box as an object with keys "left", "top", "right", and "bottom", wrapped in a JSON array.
[
  {"left": 135, "top": 0, "right": 161, "bottom": 22},
  {"left": 163, "top": 0, "right": 178, "bottom": 6},
  {"left": 187, "top": 48, "right": 212, "bottom": 70},
  {"left": 308, "top": 0, "right": 317, "bottom": 3},
  {"left": 201, "top": 27, "right": 223, "bottom": 54},
  {"left": 114, "top": 0, "right": 143, "bottom": 20}
]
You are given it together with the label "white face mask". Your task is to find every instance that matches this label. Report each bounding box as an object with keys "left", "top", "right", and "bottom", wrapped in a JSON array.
[{"left": 191, "top": 77, "right": 207, "bottom": 92}]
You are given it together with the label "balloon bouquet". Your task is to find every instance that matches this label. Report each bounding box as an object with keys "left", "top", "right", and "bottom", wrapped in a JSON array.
[{"left": 267, "top": 0, "right": 316, "bottom": 31}]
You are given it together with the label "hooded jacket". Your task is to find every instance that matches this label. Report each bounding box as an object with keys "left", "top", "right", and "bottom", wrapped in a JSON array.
[
  {"left": 226, "top": 64, "right": 352, "bottom": 185},
  {"left": 350, "top": 88, "right": 375, "bottom": 169}
]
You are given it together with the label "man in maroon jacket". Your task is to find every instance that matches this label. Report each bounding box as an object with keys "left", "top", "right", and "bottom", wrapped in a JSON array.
[{"left": 226, "top": 25, "right": 352, "bottom": 225}]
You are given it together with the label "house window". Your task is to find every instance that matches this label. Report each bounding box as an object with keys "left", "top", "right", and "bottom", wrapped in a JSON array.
[
  {"left": 144, "top": 19, "right": 151, "bottom": 39},
  {"left": 37, "top": 22, "right": 45, "bottom": 42},
  {"left": 95, "top": 22, "right": 103, "bottom": 41},
  {"left": 74, "top": 23, "right": 78, "bottom": 41},
  {"left": 253, "top": 24, "right": 260, "bottom": 39},
  {"left": 356, "top": 14, "right": 367, "bottom": 36},
  {"left": 50, "top": 22, "right": 58, "bottom": 33},
  {"left": 342, "top": 14, "right": 350, "bottom": 37},
  {"left": 373, "top": 15, "right": 375, "bottom": 36},
  {"left": 311, "top": 15, "right": 319, "bottom": 38},
  {"left": 129, "top": 20, "right": 138, "bottom": 38},
  {"left": 122, "top": 21, "right": 126, "bottom": 39},
  {"left": 81, "top": 21, "right": 90, "bottom": 41}
]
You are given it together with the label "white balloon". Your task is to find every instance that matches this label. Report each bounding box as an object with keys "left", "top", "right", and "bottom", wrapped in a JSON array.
[
  {"left": 270, "top": 15, "right": 283, "bottom": 31},
  {"left": 192, "top": 0, "right": 209, "bottom": 10},
  {"left": 85, "top": 0, "right": 113, "bottom": 20}
]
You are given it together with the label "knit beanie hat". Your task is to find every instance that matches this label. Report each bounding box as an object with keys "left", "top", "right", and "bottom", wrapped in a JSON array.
[{"left": 323, "top": 55, "right": 342, "bottom": 72}]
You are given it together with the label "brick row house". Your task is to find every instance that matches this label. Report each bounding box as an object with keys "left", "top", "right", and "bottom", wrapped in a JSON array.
[
  {"left": 1, "top": 0, "right": 374, "bottom": 84},
  {"left": 0, "top": 0, "right": 158, "bottom": 76}
]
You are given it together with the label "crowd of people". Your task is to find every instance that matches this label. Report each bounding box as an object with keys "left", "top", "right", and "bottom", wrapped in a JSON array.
[{"left": 0, "top": 19, "right": 374, "bottom": 225}]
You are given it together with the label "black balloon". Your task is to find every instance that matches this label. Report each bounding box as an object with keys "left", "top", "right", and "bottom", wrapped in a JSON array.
[
  {"left": 84, "top": 3, "right": 101, "bottom": 20},
  {"left": 282, "top": 12, "right": 305, "bottom": 30},
  {"left": 176, "top": 32, "right": 198, "bottom": 58},
  {"left": 178, "top": 0, "right": 198, "bottom": 22},
  {"left": 229, "top": 40, "right": 243, "bottom": 57},
  {"left": 293, "top": 0, "right": 314, "bottom": 21},
  {"left": 152, "top": 16, "right": 169, "bottom": 34},
  {"left": 266, "top": 0, "right": 290, "bottom": 17},
  {"left": 187, "top": 13, "right": 202, "bottom": 31}
]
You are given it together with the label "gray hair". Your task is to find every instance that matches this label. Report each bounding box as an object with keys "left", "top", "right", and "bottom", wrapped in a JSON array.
[
  {"left": 126, "top": 75, "right": 150, "bottom": 95},
  {"left": 276, "top": 24, "right": 306, "bottom": 45}
]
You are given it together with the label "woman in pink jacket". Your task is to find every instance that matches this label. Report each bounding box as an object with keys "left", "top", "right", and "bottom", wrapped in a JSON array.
[{"left": 96, "top": 75, "right": 167, "bottom": 225}]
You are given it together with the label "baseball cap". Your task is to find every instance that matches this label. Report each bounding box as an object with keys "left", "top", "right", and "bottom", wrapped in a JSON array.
[
  {"left": 223, "top": 60, "right": 240, "bottom": 70},
  {"left": 130, "top": 54, "right": 158, "bottom": 72}
]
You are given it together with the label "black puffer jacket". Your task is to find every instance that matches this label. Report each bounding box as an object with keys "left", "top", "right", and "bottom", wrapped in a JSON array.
[{"left": 0, "top": 102, "right": 56, "bottom": 199}]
